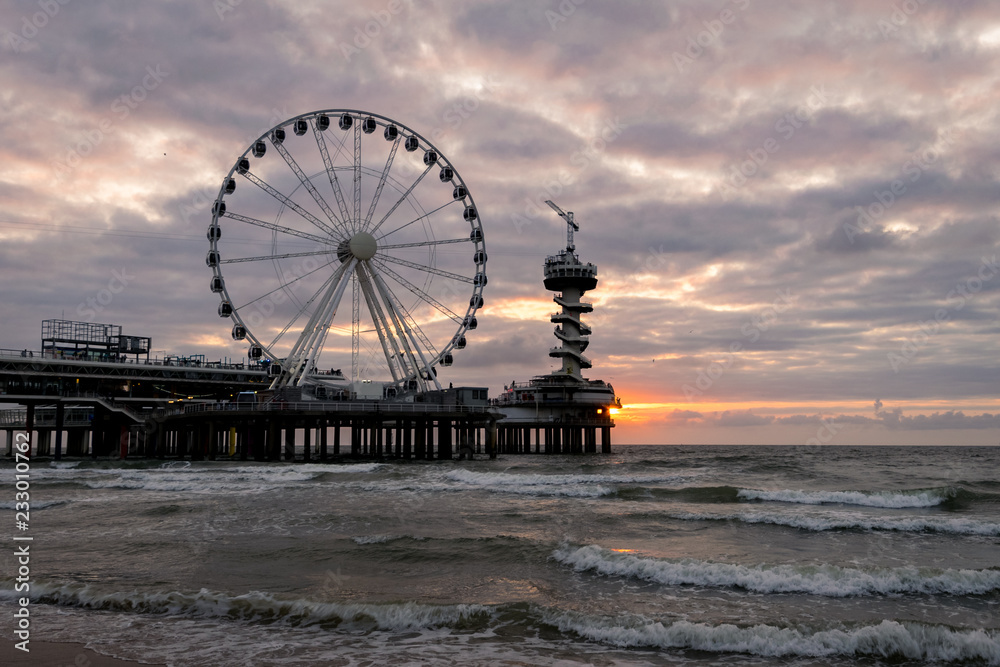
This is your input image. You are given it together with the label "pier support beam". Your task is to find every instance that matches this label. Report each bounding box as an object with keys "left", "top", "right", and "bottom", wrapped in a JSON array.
[
  {"left": 54, "top": 403, "right": 65, "bottom": 460},
  {"left": 284, "top": 424, "right": 295, "bottom": 461},
  {"left": 320, "top": 420, "right": 328, "bottom": 460}
]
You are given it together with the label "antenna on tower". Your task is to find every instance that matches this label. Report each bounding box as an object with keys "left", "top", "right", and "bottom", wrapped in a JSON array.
[{"left": 545, "top": 200, "right": 579, "bottom": 252}]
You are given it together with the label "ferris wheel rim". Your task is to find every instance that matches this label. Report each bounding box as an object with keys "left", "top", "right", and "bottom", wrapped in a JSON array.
[{"left": 206, "top": 108, "right": 486, "bottom": 389}]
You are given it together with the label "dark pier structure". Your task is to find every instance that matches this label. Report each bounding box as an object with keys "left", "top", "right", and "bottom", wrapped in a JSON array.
[{"left": 1, "top": 319, "right": 506, "bottom": 460}]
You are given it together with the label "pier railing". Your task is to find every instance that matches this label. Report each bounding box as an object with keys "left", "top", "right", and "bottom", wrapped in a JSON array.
[
  {"left": 166, "top": 401, "right": 496, "bottom": 418},
  {"left": 0, "top": 407, "right": 95, "bottom": 428}
]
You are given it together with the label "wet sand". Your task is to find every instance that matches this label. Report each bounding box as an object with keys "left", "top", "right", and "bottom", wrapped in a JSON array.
[{"left": 1, "top": 641, "right": 167, "bottom": 666}]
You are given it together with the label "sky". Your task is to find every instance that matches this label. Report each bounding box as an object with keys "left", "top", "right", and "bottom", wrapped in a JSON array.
[{"left": 2, "top": 0, "right": 1000, "bottom": 445}]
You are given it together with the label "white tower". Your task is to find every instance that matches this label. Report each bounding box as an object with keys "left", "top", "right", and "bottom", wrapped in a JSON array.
[{"left": 544, "top": 201, "right": 598, "bottom": 379}]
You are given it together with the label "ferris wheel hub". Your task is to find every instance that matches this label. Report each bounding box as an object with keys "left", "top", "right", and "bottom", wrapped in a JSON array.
[{"left": 348, "top": 232, "right": 378, "bottom": 260}]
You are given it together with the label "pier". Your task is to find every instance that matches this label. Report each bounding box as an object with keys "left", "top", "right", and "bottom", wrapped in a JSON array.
[{"left": 2, "top": 111, "right": 620, "bottom": 460}]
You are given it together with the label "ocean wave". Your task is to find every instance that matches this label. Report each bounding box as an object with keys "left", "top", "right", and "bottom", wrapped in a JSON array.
[
  {"left": 58, "top": 462, "right": 384, "bottom": 493},
  {"left": 552, "top": 544, "right": 1000, "bottom": 597},
  {"left": 663, "top": 509, "right": 1000, "bottom": 536},
  {"left": 348, "top": 471, "right": 615, "bottom": 498},
  {"left": 5, "top": 582, "right": 997, "bottom": 664},
  {"left": 446, "top": 469, "right": 701, "bottom": 487},
  {"left": 737, "top": 487, "right": 954, "bottom": 508},
  {"left": 0, "top": 499, "right": 70, "bottom": 510},
  {"left": 1, "top": 582, "right": 491, "bottom": 632},
  {"left": 548, "top": 613, "right": 1000, "bottom": 664},
  {"left": 440, "top": 469, "right": 699, "bottom": 498},
  {"left": 351, "top": 534, "right": 425, "bottom": 545}
]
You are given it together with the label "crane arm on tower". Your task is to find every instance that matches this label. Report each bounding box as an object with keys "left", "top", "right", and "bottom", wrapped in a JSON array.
[{"left": 545, "top": 200, "right": 578, "bottom": 252}]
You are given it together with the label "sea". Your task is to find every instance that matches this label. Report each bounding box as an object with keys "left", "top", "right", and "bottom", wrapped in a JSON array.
[{"left": 2, "top": 444, "right": 999, "bottom": 666}]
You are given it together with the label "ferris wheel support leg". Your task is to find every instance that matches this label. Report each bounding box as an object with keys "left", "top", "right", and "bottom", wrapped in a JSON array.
[
  {"left": 369, "top": 267, "right": 442, "bottom": 392},
  {"left": 272, "top": 259, "right": 354, "bottom": 389},
  {"left": 296, "top": 259, "right": 357, "bottom": 386},
  {"left": 366, "top": 266, "right": 428, "bottom": 390},
  {"left": 357, "top": 263, "right": 404, "bottom": 384}
]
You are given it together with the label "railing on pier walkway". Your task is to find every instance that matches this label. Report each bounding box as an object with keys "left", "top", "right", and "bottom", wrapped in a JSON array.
[
  {"left": 167, "top": 401, "right": 496, "bottom": 418},
  {"left": 0, "top": 407, "right": 95, "bottom": 428},
  {"left": 0, "top": 347, "right": 266, "bottom": 372}
]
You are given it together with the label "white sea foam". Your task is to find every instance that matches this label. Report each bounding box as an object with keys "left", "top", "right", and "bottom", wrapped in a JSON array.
[
  {"left": 63, "top": 462, "right": 384, "bottom": 493},
  {"left": 352, "top": 534, "right": 413, "bottom": 545},
  {"left": 1, "top": 582, "right": 491, "bottom": 633},
  {"left": 436, "top": 468, "right": 701, "bottom": 498},
  {"left": 553, "top": 544, "right": 1000, "bottom": 596},
  {"left": 548, "top": 613, "right": 1000, "bottom": 663},
  {"left": 738, "top": 487, "right": 952, "bottom": 508},
  {"left": 663, "top": 509, "right": 1000, "bottom": 536},
  {"left": 446, "top": 469, "right": 698, "bottom": 487}
]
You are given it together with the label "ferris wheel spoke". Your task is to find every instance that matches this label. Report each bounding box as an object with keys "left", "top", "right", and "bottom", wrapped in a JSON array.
[
  {"left": 352, "top": 121, "right": 362, "bottom": 235},
  {"left": 241, "top": 170, "right": 345, "bottom": 242},
  {"left": 235, "top": 257, "right": 336, "bottom": 312},
  {"left": 368, "top": 265, "right": 441, "bottom": 390},
  {"left": 220, "top": 249, "right": 334, "bottom": 265},
  {"left": 368, "top": 163, "right": 434, "bottom": 236},
  {"left": 222, "top": 211, "right": 330, "bottom": 246},
  {"left": 272, "top": 138, "right": 348, "bottom": 236},
  {"left": 312, "top": 119, "right": 353, "bottom": 231},
  {"left": 378, "top": 253, "right": 474, "bottom": 284},
  {"left": 371, "top": 260, "right": 462, "bottom": 324},
  {"left": 379, "top": 238, "right": 470, "bottom": 250},
  {"left": 376, "top": 199, "right": 461, "bottom": 241},
  {"left": 370, "top": 272, "right": 440, "bottom": 360},
  {"left": 263, "top": 266, "right": 341, "bottom": 350},
  {"left": 364, "top": 135, "right": 401, "bottom": 229}
]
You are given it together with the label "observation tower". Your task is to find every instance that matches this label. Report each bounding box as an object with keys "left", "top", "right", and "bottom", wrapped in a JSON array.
[{"left": 492, "top": 201, "right": 620, "bottom": 454}]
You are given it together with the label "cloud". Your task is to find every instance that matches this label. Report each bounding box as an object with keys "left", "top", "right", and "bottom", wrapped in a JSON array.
[{"left": 3, "top": 1, "right": 1000, "bottom": 442}]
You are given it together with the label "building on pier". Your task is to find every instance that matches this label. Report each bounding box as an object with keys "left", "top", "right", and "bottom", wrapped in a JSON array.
[{"left": 491, "top": 202, "right": 620, "bottom": 454}]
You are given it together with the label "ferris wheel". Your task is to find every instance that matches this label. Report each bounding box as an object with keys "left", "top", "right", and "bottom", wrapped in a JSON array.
[{"left": 206, "top": 109, "right": 486, "bottom": 393}]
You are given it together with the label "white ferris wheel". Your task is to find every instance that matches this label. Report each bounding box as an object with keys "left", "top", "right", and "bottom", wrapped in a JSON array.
[{"left": 206, "top": 109, "right": 486, "bottom": 393}]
